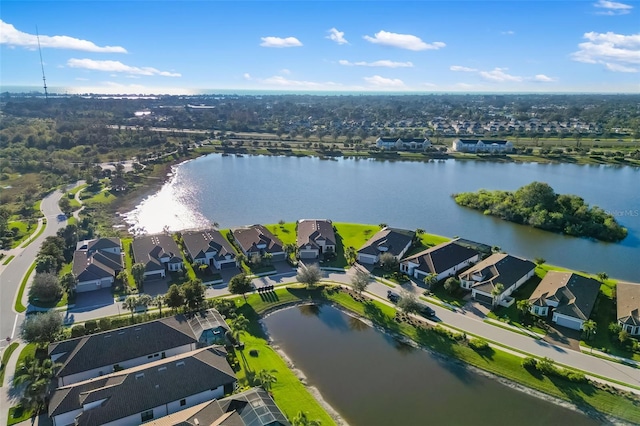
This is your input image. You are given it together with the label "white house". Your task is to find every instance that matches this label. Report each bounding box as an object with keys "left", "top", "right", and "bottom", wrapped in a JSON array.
[
  {"left": 49, "top": 347, "right": 236, "bottom": 426},
  {"left": 297, "top": 219, "right": 336, "bottom": 259},
  {"left": 452, "top": 139, "right": 514, "bottom": 153},
  {"left": 400, "top": 241, "right": 479, "bottom": 282},
  {"left": 376, "top": 137, "right": 431, "bottom": 151},
  {"left": 181, "top": 229, "right": 238, "bottom": 270},
  {"left": 357, "top": 227, "right": 415, "bottom": 265},
  {"left": 617, "top": 282, "right": 640, "bottom": 336},
  {"left": 131, "top": 234, "right": 184, "bottom": 279},
  {"left": 458, "top": 253, "right": 535, "bottom": 308},
  {"left": 72, "top": 238, "right": 123, "bottom": 293},
  {"left": 528, "top": 271, "right": 600, "bottom": 331}
]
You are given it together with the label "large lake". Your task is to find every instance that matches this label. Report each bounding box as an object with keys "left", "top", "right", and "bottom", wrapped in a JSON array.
[
  {"left": 263, "top": 305, "right": 600, "bottom": 426},
  {"left": 125, "top": 154, "right": 639, "bottom": 281}
]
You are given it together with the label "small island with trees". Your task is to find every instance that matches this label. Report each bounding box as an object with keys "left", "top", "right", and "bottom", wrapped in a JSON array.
[{"left": 453, "top": 181, "right": 628, "bottom": 242}]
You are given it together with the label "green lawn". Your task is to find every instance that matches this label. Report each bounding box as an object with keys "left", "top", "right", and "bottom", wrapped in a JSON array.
[
  {"left": 13, "top": 344, "right": 36, "bottom": 386},
  {"left": 0, "top": 342, "right": 19, "bottom": 386},
  {"left": 333, "top": 222, "right": 380, "bottom": 250},
  {"left": 7, "top": 220, "right": 34, "bottom": 249},
  {"left": 265, "top": 222, "right": 297, "bottom": 246},
  {"left": 7, "top": 405, "right": 34, "bottom": 426},
  {"left": 121, "top": 238, "right": 136, "bottom": 288},
  {"left": 403, "top": 232, "right": 451, "bottom": 257},
  {"left": 2, "top": 255, "right": 15, "bottom": 265},
  {"left": 15, "top": 261, "right": 36, "bottom": 312},
  {"left": 68, "top": 183, "right": 88, "bottom": 196},
  {"left": 487, "top": 274, "right": 547, "bottom": 335}
]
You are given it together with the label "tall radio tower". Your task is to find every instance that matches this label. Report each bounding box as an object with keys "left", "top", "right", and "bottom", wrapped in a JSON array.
[{"left": 36, "top": 26, "right": 48, "bottom": 100}]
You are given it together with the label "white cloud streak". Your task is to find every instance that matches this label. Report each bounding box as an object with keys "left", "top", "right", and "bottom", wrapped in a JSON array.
[
  {"left": 450, "top": 65, "right": 478, "bottom": 72},
  {"left": 262, "top": 75, "right": 340, "bottom": 89},
  {"left": 0, "top": 20, "right": 127, "bottom": 53},
  {"left": 339, "top": 59, "right": 414, "bottom": 68},
  {"left": 363, "top": 30, "right": 445, "bottom": 51},
  {"left": 260, "top": 36, "right": 303, "bottom": 48},
  {"left": 479, "top": 68, "right": 523, "bottom": 82},
  {"left": 571, "top": 31, "right": 640, "bottom": 72},
  {"left": 533, "top": 74, "right": 556, "bottom": 82},
  {"left": 593, "top": 0, "right": 633, "bottom": 15},
  {"left": 67, "top": 59, "right": 181, "bottom": 77},
  {"left": 326, "top": 28, "right": 348, "bottom": 45},
  {"left": 363, "top": 75, "right": 406, "bottom": 88},
  {"left": 451, "top": 65, "right": 555, "bottom": 83}
]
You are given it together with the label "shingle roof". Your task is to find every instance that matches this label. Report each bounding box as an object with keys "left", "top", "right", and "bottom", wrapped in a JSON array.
[
  {"left": 232, "top": 225, "right": 284, "bottom": 256},
  {"left": 85, "top": 238, "right": 121, "bottom": 252},
  {"left": 146, "top": 388, "right": 291, "bottom": 426},
  {"left": 401, "top": 241, "right": 479, "bottom": 275},
  {"left": 132, "top": 234, "right": 182, "bottom": 272},
  {"left": 529, "top": 271, "right": 600, "bottom": 320},
  {"left": 72, "top": 238, "right": 123, "bottom": 283},
  {"left": 296, "top": 219, "right": 335, "bottom": 249},
  {"left": 459, "top": 253, "right": 535, "bottom": 295},
  {"left": 617, "top": 282, "right": 640, "bottom": 327},
  {"left": 49, "top": 347, "right": 236, "bottom": 426},
  {"left": 182, "top": 229, "right": 237, "bottom": 262},
  {"left": 358, "top": 227, "right": 414, "bottom": 258},
  {"left": 49, "top": 309, "right": 227, "bottom": 381}
]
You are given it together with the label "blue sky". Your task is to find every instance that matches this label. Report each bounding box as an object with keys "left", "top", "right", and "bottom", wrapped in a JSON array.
[{"left": 1, "top": 1, "right": 638, "bottom": 94}]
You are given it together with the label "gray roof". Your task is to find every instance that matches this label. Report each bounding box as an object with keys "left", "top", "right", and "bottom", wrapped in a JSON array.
[
  {"left": 132, "top": 234, "right": 183, "bottom": 272},
  {"left": 182, "top": 229, "right": 237, "bottom": 262},
  {"left": 357, "top": 227, "right": 414, "bottom": 258},
  {"left": 529, "top": 271, "right": 600, "bottom": 321},
  {"left": 296, "top": 219, "right": 335, "bottom": 249},
  {"left": 72, "top": 238, "right": 123, "bottom": 283},
  {"left": 49, "top": 347, "right": 237, "bottom": 426},
  {"left": 232, "top": 225, "right": 284, "bottom": 256},
  {"left": 459, "top": 253, "right": 535, "bottom": 295},
  {"left": 457, "top": 139, "right": 509, "bottom": 145},
  {"left": 401, "top": 241, "right": 479, "bottom": 275},
  {"left": 617, "top": 282, "right": 640, "bottom": 327},
  {"left": 49, "top": 309, "right": 227, "bottom": 379},
  {"left": 146, "top": 388, "right": 291, "bottom": 426}
]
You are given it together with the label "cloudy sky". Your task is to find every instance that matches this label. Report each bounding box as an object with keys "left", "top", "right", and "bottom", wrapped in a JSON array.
[{"left": 1, "top": 1, "right": 638, "bottom": 94}]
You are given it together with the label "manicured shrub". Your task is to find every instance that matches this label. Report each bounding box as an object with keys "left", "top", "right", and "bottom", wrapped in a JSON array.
[
  {"left": 71, "top": 324, "right": 86, "bottom": 338},
  {"left": 98, "top": 318, "right": 112, "bottom": 331},
  {"left": 84, "top": 320, "right": 98, "bottom": 333},
  {"left": 468, "top": 338, "right": 490, "bottom": 351},
  {"left": 522, "top": 357, "right": 538, "bottom": 370}
]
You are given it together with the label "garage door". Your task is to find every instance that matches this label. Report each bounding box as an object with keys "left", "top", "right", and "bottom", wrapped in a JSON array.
[
  {"left": 554, "top": 314, "right": 582, "bottom": 330},
  {"left": 357, "top": 254, "right": 377, "bottom": 265},
  {"left": 474, "top": 292, "right": 494, "bottom": 305},
  {"left": 299, "top": 250, "right": 318, "bottom": 259},
  {"left": 144, "top": 272, "right": 164, "bottom": 281},
  {"left": 220, "top": 261, "right": 236, "bottom": 269},
  {"left": 76, "top": 281, "right": 100, "bottom": 293}
]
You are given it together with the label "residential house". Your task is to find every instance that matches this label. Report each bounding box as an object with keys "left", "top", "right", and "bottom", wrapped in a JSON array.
[
  {"left": 110, "top": 177, "right": 128, "bottom": 192},
  {"left": 452, "top": 139, "right": 514, "bottom": 153},
  {"left": 182, "top": 229, "right": 238, "bottom": 270},
  {"left": 376, "top": 137, "right": 431, "bottom": 151},
  {"left": 357, "top": 227, "right": 415, "bottom": 265},
  {"left": 458, "top": 253, "right": 535, "bottom": 307},
  {"left": 131, "top": 234, "right": 183, "bottom": 280},
  {"left": 297, "top": 219, "right": 336, "bottom": 259},
  {"left": 49, "top": 346, "right": 236, "bottom": 426},
  {"left": 528, "top": 271, "right": 600, "bottom": 330},
  {"left": 232, "top": 225, "right": 286, "bottom": 262},
  {"left": 72, "top": 238, "right": 123, "bottom": 293},
  {"left": 617, "top": 282, "right": 640, "bottom": 336},
  {"left": 400, "top": 241, "right": 480, "bottom": 282},
  {"left": 49, "top": 309, "right": 229, "bottom": 387},
  {"left": 146, "top": 387, "right": 291, "bottom": 426}
]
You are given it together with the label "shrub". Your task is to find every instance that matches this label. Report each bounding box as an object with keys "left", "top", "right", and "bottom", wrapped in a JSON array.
[
  {"left": 71, "top": 324, "right": 86, "bottom": 338},
  {"left": 98, "top": 318, "right": 112, "bottom": 331},
  {"left": 468, "top": 338, "right": 490, "bottom": 351},
  {"left": 522, "top": 357, "right": 538, "bottom": 370},
  {"left": 249, "top": 349, "right": 259, "bottom": 357},
  {"left": 85, "top": 320, "right": 98, "bottom": 333}
]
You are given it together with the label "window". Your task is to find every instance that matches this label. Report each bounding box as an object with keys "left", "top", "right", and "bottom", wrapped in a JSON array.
[
  {"left": 180, "top": 399, "right": 186, "bottom": 406},
  {"left": 141, "top": 410, "right": 154, "bottom": 422}
]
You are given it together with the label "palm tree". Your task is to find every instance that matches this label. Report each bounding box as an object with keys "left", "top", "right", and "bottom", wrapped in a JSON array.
[
  {"left": 516, "top": 299, "right": 532, "bottom": 319},
  {"left": 422, "top": 273, "right": 438, "bottom": 290},
  {"left": 152, "top": 295, "right": 164, "bottom": 316},
  {"left": 491, "top": 283, "right": 505, "bottom": 308},
  {"left": 230, "top": 314, "right": 249, "bottom": 346},
  {"left": 596, "top": 272, "right": 608, "bottom": 283},
  {"left": 123, "top": 296, "right": 138, "bottom": 318},
  {"left": 14, "top": 356, "right": 59, "bottom": 415},
  {"left": 344, "top": 246, "right": 356, "bottom": 265},
  {"left": 255, "top": 369, "right": 277, "bottom": 392},
  {"left": 582, "top": 319, "right": 597, "bottom": 341},
  {"left": 284, "top": 243, "right": 298, "bottom": 259},
  {"left": 293, "top": 411, "right": 322, "bottom": 426}
]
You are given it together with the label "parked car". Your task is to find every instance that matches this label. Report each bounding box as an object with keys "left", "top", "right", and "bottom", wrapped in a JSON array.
[
  {"left": 420, "top": 305, "right": 436, "bottom": 318},
  {"left": 387, "top": 290, "right": 400, "bottom": 303}
]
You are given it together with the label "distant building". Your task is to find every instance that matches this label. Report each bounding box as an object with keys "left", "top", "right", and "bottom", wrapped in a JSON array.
[
  {"left": 452, "top": 139, "right": 513, "bottom": 153},
  {"left": 616, "top": 282, "right": 640, "bottom": 336},
  {"left": 376, "top": 137, "right": 431, "bottom": 151}
]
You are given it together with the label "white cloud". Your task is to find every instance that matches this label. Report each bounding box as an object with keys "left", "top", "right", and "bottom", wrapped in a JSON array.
[
  {"left": 479, "top": 67, "right": 524, "bottom": 82},
  {"left": 0, "top": 20, "right": 127, "bottom": 53},
  {"left": 243, "top": 73, "right": 252, "bottom": 80},
  {"left": 326, "top": 28, "right": 348, "bottom": 45},
  {"left": 262, "top": 75, "right": 340, "bottom": 89},
  {"left": 363, "top": 30, "right": 445, "bottom": 51},
  {"left": 260, "top": 36, "right": 303, "bottom": 48},
  {"left": 67, "top": 59, "right": 181, "bottom": 77},
  {"left": 450, "top": 65, "right": 478, "bottom": 72},
  {"left": 338, "top": 59, "right": 414, "bottom": 68},
  {"left": 571, "top": 31, "right": 640, "bottom": 72},
  {"left": 68, "top": 82, "right": 197, "bottom": 95},
  {"left": 363, "top": 75, "right": 406, "bottom": 88},
  {"left": 532, "top": 74, "right": 556, "bottom": 82},
  {"left": 593, "top": 0, "right": 633, "bottom": 15},
  {"left": 501, "top": 30, "right": 515, "bottom": 35},
  {"left": 279, "top": 68, "right": 291, "bottom": 75}
]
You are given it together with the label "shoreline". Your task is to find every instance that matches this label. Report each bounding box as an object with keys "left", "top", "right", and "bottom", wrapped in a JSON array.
[{"left": 260, "top": 300, "right": 631, "bottom": 426}]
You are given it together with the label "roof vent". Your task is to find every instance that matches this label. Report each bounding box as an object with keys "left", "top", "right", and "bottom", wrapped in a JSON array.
[
  {"left": 176, "top": 361, "right": 185, "bottom": 367},
  {"left": 135, "top": 373, "right": 144, "bottom": 379},
  {"left": 158, "top": 366, "right": 167, "bottom": 372}
]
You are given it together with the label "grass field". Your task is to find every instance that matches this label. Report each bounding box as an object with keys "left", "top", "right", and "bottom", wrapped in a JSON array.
[
  {"left": 15, "top": 261, "right": 36, "bottom": 312},
  {"left": 0, "top": 342, "right": 19, "bottom": 386}
]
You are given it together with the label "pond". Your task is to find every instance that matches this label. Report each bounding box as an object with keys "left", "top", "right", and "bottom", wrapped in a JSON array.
[{"left": 263, "top": 304, "right": 600, "bottom": 426}]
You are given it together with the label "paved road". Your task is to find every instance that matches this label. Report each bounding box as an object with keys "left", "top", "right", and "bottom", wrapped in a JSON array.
[{"left": 0, "top": 183, "right": 80, "bottom": 350}]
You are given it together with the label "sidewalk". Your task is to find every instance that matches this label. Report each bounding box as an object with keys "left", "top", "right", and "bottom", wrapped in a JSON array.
[{"left": 0, "top": 342, "right": 25, "bottom": 425}]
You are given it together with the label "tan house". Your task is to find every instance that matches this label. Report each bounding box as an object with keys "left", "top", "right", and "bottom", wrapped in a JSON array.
[
  {"left": 529, "top": 271, "right": 600, "bottom": 331},
  {"left": 617, "top": 282, "right": 640, "bottom": 336},
  {"left": 232, "top": 225, "right": 286, "bottom": 262},
  {"left": 399, "top": 241, "right": 479, "bottom": 282}
]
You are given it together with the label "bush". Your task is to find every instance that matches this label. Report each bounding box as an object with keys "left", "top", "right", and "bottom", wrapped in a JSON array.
[
  {"left": 522, "top": 357, "right": 538, "bottom": 370},
  {"left": 71, "top": 324, "right": 86, "bottom": 338},
  {"left": 468, "top": 338, "right": 490, "bottom": 351},
  {"left": 98, "top": 318, "right": 112, "bottom": 331},
  {"left": 85, "top": 320, "right": 98, "bottom": 333}
]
